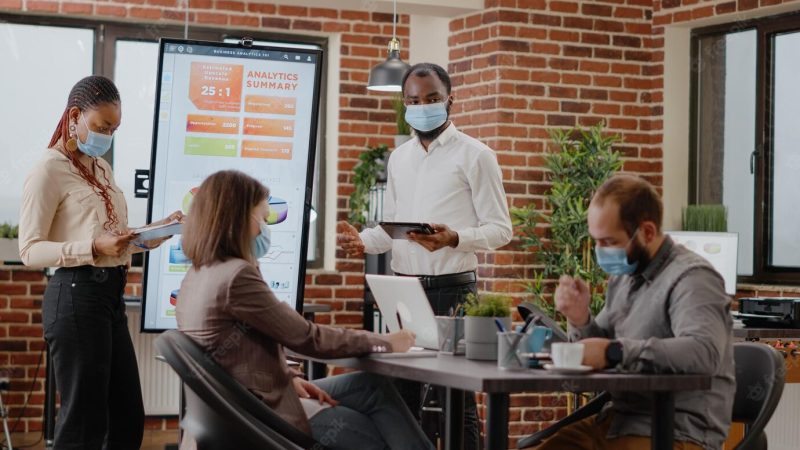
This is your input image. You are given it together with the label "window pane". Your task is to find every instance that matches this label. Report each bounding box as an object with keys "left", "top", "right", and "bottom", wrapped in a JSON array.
[
  {"left": 695, "top": 30, "right": 757, "bottom": 275},
  {"left": 0, "top": 24, "right": 94, "bottom": 224},
  {"left": 113, "top": 40, "right": 159, "bottom": 228},
  {"left": 770, "top": 31, "right": 800, "bottom": 267}
]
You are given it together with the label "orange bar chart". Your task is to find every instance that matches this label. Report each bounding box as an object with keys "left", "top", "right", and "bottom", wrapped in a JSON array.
[
  {"left": 241, "top": 140, "right": 293, "bottom": 160},
  {"left": 244, "top": 95, "right": 297, "bottom": 115},
  {"left": 186, "top": 115, "right": 240, "bottom": 134},
  {"left": 243, "top": 118, "right": 295, "bottom": 137}
]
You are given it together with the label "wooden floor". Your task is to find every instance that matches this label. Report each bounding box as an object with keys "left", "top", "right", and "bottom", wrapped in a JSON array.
[{"left": 8, "top": 430, "right": 180, "bottom": 449}]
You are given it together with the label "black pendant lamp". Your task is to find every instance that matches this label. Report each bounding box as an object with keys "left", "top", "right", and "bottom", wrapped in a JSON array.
[{"left": 367, "top": 0, "right": 411, "bottom": 92}]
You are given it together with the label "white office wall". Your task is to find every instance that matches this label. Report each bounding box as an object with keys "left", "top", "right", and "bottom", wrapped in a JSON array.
[
  {"left": 409, "top": 15, "right": 450, "bottom": 68},
  {"left": 661, "top": 26, "right": 691, "bottom": 232}
]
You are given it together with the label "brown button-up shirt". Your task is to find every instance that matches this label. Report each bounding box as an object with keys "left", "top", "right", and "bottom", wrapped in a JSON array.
[{"left": 570, "top": 236, "right": 735, "bottom": 450}]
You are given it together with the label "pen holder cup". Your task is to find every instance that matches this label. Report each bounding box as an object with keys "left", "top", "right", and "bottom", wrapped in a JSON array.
[
  {"left": 436, "top": 316, "right": 465, "bottom": 355},
  {"left": 497, "top": 332, "right": 530, "bottom": 370}
]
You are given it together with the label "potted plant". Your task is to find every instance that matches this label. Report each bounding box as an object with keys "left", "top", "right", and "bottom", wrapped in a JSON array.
[
  {"left": 392, "top": 95, "right": 412, "bottom": 148},
  {"left": 0, "top": 222, "right": 20, "bottom": 263},
  {"left": 682, "top": 204, "right": 727, "bottom": 231},
  {"left": 349, "top": 144, "right": 390, "bottom": 228},
  {"left": 463, "top": 292, "right": 512, "bottom": 360},
  {"left": 511, "top": 122, "right": 622, "bottom": 328}
]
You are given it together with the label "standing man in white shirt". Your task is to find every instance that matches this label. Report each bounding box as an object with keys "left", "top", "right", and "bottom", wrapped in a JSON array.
[{"left": 338, "top": 62, "right": 513, "bottom": 450}]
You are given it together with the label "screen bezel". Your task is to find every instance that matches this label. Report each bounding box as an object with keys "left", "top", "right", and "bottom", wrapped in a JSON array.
[{"left": 140, "top": 37, "right": 323, "bottom": 332}]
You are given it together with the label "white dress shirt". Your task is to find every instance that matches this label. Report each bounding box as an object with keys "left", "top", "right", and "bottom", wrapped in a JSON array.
[{"left": 360, "top": 123, "right": 512, "bottom": 276}]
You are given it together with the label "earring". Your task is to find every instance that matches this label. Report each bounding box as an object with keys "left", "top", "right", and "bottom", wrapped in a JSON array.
[{"left": 65, "top": 122, "right": 78, "bottom": 152}]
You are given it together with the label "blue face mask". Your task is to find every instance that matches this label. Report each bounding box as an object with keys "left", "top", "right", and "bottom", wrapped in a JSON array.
[
  {"left": 405, "top": 102, "right": 448, "bottom": 132},
  {"left": 252, "top": 220, "right": 271, "bottom": 260},
  {"left": 77, "top": 113, "right": 113, "bottom": 157},
  {"left": 595, "top": 230, "right": 639, "bottom": 276}
]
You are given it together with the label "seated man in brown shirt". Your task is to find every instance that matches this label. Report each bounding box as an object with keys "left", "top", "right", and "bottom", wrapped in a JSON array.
[{"left": 532, "top": 175, "right": 735, "bottom": 450}]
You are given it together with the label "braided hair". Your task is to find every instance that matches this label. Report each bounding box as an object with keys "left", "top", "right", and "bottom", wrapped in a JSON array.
[{"left": 49, "top": 76, "right": 122, "bottom": 232}]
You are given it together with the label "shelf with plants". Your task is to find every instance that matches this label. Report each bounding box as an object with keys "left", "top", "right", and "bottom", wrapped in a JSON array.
[{"left": 0, "top": 222, "right": 21, "bottom": 263}]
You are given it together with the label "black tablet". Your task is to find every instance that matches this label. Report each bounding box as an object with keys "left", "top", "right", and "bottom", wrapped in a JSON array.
[{"left": 379, "top": 222, "right": 435, "bottom": 240}]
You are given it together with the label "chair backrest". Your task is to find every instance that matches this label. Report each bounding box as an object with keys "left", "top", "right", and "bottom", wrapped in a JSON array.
[
  {"left": 155, "top": 330, "right": 321, "bottom": 450},
  {"left": 732, "top": 342, "right": 786, "bottom": 450}
]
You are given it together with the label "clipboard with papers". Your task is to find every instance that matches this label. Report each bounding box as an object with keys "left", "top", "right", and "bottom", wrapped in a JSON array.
[{"left": 131, "top": 220, "right": 183, "bottom": 242}]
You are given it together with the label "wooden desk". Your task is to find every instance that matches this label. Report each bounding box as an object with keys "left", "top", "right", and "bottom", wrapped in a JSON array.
[{"left": 294, "top": 353, "right": 712, "bottom": 450}]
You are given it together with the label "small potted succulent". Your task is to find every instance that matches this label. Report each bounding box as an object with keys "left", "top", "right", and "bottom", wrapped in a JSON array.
[
  {"left": 463, "top": 292, "right": 512, "bottom": 360},
  {"left": 0, "top": 222, "right": 20, "bottom": 263}
]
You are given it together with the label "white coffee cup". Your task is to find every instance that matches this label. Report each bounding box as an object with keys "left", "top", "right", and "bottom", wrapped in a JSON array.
[{"left": 550, "top": 342, "right": 585, "bottom": 368}]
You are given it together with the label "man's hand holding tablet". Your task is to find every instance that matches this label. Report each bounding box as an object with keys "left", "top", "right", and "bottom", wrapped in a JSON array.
[{"left": 378, "top": 222, "right": 435, "bottom": 239}]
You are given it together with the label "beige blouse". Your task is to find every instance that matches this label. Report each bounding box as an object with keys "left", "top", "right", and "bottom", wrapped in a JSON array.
[{"left": 19, "top": 149, "right": 133, "bottom": 268}]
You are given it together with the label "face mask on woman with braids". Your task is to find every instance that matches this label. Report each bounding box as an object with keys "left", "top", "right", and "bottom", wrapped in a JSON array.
[{"left": 48, "top": 75, "right": 124, "bottom": 232}]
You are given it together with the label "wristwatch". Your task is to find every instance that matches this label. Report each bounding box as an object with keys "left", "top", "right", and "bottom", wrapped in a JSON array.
[{"left": 605, "top": 340, "right": 623, "bottom": 368}]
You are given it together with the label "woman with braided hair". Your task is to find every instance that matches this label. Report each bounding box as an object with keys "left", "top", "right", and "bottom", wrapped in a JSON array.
[{"left": 19, "top": 75, "right": 183, "bottom": 449}]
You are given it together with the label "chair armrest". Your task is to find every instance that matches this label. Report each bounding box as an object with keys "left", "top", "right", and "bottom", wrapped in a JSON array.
[{"left": 517, "top": 392, "right": 611, "bottom": 449}]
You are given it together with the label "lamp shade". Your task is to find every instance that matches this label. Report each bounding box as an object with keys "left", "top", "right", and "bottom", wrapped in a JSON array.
[{"left": 367, "top": 39, "right": 411, "bottom": 92}]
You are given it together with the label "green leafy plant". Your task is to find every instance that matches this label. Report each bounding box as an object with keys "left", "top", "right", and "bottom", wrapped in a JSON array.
[
  {"left": 0, "top": 223, "right": 18, "bottom": 239},
  {"left": 463, "top": 292, "right": 512, "bottom": 317},
  {"left": 348, "top": 144, "right": 390, "bottom": 228},
  {"left": 392, "top": 95, "right": 411, "bottom": 136},
  {"left": 682, "top": 204, "right": 727, "bottom": 232},
  {"left": 511, "top": 123, "right": 622, "bottom": 327}
]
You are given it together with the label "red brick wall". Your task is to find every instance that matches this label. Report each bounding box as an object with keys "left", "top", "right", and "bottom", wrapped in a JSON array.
[
  {"left": 447, "top": 0, "right": 798, "bottom": 446},
  {"left": 0, "top": 266, "right": 47, "bottom": 434},
  {"left": 448, "top": 1, "right": 659, "bottom": 443}
]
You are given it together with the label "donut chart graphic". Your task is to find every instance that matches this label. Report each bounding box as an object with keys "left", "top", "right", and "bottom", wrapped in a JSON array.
[
  {"left": 183, "top": 187, "right": 200, "bottom": 213},
  {"left": 267, "top": 196, "right": 289, "bottom": 225}
]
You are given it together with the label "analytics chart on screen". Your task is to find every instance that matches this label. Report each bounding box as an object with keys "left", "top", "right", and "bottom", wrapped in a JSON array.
[{"left": 141, "top": 39, "right": 322, "bottom": 331}]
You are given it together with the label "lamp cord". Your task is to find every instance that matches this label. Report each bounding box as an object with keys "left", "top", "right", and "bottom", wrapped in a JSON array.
[{"left": 392, "top": 0, "right": 397, "bottom": 40}]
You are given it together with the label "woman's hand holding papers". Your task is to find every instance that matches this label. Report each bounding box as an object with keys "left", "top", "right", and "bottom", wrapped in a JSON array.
[{"left": 132, "top": 210, "right": 186, "bottom": 250}]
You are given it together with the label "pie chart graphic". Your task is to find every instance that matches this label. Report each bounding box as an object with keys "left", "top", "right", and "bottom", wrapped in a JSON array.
[
  {"left": 267, "top": 196, "right": 289, "bottom": 225},
  {"left": 183, "top": 187, "right": 200, "bottom": 213}
]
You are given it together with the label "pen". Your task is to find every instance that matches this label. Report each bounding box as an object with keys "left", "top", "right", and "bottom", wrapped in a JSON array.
[
  {"left": 396, "top": 311, "right": 403, "bottom": 330},
  {"left": 518, "top": 315, "right": 535, "bottom": 335},
  {"left": 494, "top": 318, "right": 507, "bottom": 333}
]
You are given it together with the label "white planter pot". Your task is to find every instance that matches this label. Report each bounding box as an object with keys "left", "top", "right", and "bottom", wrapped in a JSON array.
[
  {"left": 464, "top": 316, "right": 511, "bottom": 361},
  {"left": 0, "top": 238, "right": 21, "bottom": 263}
]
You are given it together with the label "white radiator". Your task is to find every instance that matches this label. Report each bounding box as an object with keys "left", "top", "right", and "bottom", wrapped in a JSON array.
[
  {"left": 765, "top": 383, "right": 800, "bottom": 450},
  {"left": 126, "top": 304, "right": 181, "bottom": 415}
]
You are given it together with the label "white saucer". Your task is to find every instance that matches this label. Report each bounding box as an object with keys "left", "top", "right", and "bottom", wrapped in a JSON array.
[{"left": 543, "top": 364, "right": 593, "bottom": 374}]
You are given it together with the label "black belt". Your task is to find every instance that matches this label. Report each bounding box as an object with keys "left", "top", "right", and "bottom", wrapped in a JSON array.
[
  {"left": 395, "top": 271, "right": 476, "bottom": 290},
  {"left": 52, "top": 265, "right": 128, "bottom": 284}
]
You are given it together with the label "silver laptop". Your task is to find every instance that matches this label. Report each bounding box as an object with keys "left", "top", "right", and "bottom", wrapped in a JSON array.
[{"left": 365, "top": 275, "right": 440, "bottom": 355}]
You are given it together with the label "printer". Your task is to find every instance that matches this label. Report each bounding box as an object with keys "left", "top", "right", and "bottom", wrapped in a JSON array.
[{"left": 735, "top": 297, "right": 800, "bottom": 328}]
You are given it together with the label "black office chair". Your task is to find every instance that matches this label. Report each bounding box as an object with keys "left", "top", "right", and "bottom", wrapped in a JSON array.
[
  {"left": 728, "top": 342, "right": 785, "bottom": 449},
  {"left": 518, "top": 342, "right": 785, "bottom": 450},
  {"left": 155, "top": 330, "right": 325, "bottom": 450}
]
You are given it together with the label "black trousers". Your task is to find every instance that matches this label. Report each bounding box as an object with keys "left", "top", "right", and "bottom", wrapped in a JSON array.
[
  {"left": 394, "top": 280, "right": 481, "bottom": 450},
  {"left": 43, "top": 266, "right": 144, "bottom": 450}
]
